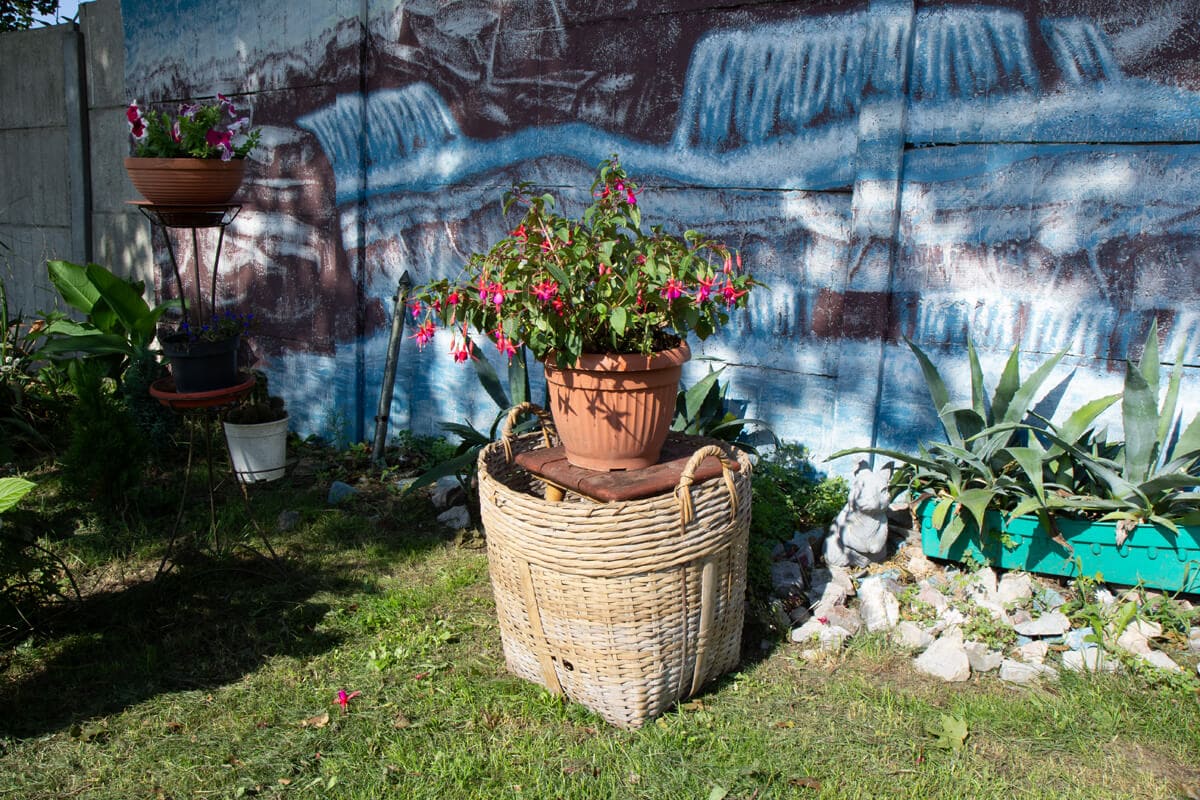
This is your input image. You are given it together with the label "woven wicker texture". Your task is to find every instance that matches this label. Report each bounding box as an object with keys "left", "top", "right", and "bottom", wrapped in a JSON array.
[{"left": 479, "top": 406, "right": 752, "bottom": 728}]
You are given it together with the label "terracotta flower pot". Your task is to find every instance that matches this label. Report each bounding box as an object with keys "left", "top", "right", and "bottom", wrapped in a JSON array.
[
  {"left": 543, "top": 341, "right": 690, "bottom": 471},
  {"left": 124, "top": 157, "right": 246, "bottom": 206}
]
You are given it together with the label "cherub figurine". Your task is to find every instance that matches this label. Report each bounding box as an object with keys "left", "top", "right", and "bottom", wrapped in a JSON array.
[{"left": 823, "top": 461, "right": 894, "bottom": 568}]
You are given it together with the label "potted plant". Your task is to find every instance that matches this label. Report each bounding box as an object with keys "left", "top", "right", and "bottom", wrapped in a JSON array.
[
  {"left": 125, "top": 94, "right": 261, "bottom": 206},
  {"left": 412, "top": 156, "right": 758, "bottom": 470},
  {"left": 223, "top": 371, "right": 288, "bottom": 483},
  {"left": 833, "top": 323, "right": 1200, "bottom": 592},
  {"left": 158, "top": 310, "right": 253, "bottom": 393}
]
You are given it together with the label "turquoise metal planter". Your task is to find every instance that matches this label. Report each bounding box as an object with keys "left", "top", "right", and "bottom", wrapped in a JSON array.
[{"left": 918, "top": 501, "right": 1200, "bottom": 593}]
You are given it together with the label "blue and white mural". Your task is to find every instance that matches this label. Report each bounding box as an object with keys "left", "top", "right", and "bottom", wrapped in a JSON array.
[{"left": 122, "top": 0, "right": 1200, "bottom": 464}]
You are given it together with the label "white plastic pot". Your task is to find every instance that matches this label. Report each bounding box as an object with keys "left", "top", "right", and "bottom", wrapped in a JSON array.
[{"left": 223, "top": 414, "right": 288, "bottom": 483}]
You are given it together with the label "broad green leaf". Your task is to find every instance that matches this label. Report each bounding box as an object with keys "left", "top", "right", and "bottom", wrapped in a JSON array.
[
  {"left": 966, "top": 337, "right": 988, "bottom": 422},
  {"left": 439, "top": 421, "right": 491, "bottom": 447},
  {"left": 1007, "top": 495, "right": 1045, "bottom": 522},
  {"left": 86, "top": 263, "right": 153, "bottom": 342},
  {"left": 507, "top": 347, "right": 529, "bottom": 408},
  {"left": 1171, "top": 412, "right": 1200, "bottom": 465},
  {"left": 39, "top": 331, "right": 135, "bottom": 358},
  {"left": 956, "top": 488, "right": 996, "bottom": 535},
  {"left": 1007, "top": 446, "right": 1046, "bottom": 504},
  {"left": 46, "top": 259, "right": 99, "bottom": 314},
  {"left": 1158, "top": 337, "right": 1187, "bottom": 460},
  {"left": 0, "top": 477, "right": 35, "bottom": 514},
  {"left": 1121, "top": 361, "right": 1158, "bottom": 485},
  {"left": 1000, "top": 348, "right": 1066, "bottom": 425},
  {"left": 609, "top": 306, "right": 627, "bottom": 336},
  {"left": 932, "top": 496, "right": 954, "bottom": 529},
  {"left": 905, "top": 337, "right": 956, "bottom": 446},
  {"left": 940, "top": 514, "right": 966, "bottom": 555},
  {"left": 470, "top": 352, "right": 510, "bottom": 410},
  {"left": 990, "top": 344, "right": 1022, "bottom": 424},
  {"left": 1137, "top": 319, "right": 1159, "bottom": 392},
  {"left": 1053, "top": 394, "right": 1121, "bottom": 451}
]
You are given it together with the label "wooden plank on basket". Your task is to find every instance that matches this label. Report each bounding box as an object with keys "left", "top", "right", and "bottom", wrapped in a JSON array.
[{"left": 513, "top": 436, "right": 740, "bottom": 503}]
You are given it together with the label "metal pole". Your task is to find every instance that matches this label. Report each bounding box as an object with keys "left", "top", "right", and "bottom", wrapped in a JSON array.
[{"left": 371, "top": 271, "right": 413, "bottom": 464}]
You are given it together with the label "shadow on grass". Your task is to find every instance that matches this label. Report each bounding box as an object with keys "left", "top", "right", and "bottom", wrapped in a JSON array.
[
  {"left": 0, "top": 550, "right": 354, "bottom": 739},
  {"left": 1, "top": 503, "right": 454, "bottom": 741}
]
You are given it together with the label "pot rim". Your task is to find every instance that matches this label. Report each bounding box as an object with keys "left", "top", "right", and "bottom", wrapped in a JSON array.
[{"left": 545, "top": 340, "right": 691, "bottom": 374}]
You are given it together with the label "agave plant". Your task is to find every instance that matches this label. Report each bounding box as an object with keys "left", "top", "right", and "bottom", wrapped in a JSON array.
[
  {"left": 1026, "top": 321, "right": 1200, "bottom": 539},
  {"left": 833, "top": 336, "right": 1117, "bottom": 553}
]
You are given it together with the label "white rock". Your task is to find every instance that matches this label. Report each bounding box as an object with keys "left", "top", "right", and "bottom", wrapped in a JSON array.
[
  {"left": 1128, "top": 619, "right": 1162, "bottom": 639},
  {"left": 1062, "top": 649, "right": 1119, "bottom": 673},
  {"left": 1189, "top": 627, "right": 1200, "bottom": 654},
  {"left": 963, "top": 641, "right": 1003, "bottom": 672},
  {"left": 1116, "top": 627, "right": 1152, "bottom": 656},
  {"left": 971, "top": 594, "right": 1011, "bottom": 624},
  {"left": 999, "top": 658, "right": 1058, "bottom": 684},
  {"left": 967, "top": 567, "right": 999, "bottom": 602},
  {"left": 429, "top": 476, "right": 464, "bottom": 509},
  {"left": 1141, "top": 650, "right": 1182, "bottom": 672},
  {"left": 1013, "top": 611, "right": 1070, "bottom": 637},
  {"left": 914, "top": 629, "right": 971, "bottom": 682},
  {"left": 1094, "top": 588, "right": 1116, "bottom": 608},
  {"left": 808, "top": 568, "right": 853, "bottom": 613},
  {"left": 436, "top": 505, "right": 471, "bottom": 530},
  {"left": 771, "top": 560, "right": 805, "bottom": 596},
  {"left": 1017, "top": 640, "right": 1049, "bottom": 665},
  {"left": 938, "top": 607, "right": 969, "bottom": 627},
  {"left": 893, "top": 621, "right": 934, "bottom": 651},
  {"left": 791, "top": 619, "right": 851, "bottom": 650},
  {"left": 825, "top": 606, "right": 863, "bottom": 636},
  {"left": 859, "top": 578, "right": 901, "bottom": 632},
  {"left": 996, "top": 573, "right": 1033, "bottom": 605},
  {"left": 916, "top": 584, "right": 949, "bottom": 612}
]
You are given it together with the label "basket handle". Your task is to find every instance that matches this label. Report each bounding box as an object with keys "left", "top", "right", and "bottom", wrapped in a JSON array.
[
  {"left": 500, "top": 402, "right": 557, "bottom": 463},
  {"left": 674, "top": 443, "right": 742, "bottom": 529}
]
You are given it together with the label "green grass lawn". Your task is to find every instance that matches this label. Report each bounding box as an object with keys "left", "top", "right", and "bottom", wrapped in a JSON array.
[{"left": 2, "top": 445, "right": 1199, "bottom": 799}]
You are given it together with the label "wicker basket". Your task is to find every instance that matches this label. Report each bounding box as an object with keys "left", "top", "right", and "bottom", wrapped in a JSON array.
[{"left": 478, "top": 406, "right": 752, "bottom": 728}]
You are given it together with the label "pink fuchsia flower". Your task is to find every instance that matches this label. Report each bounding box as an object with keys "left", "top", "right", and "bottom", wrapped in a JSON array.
[
  {"left": 695, "top": 275, "right": 715, "bottom": 303},
  {"left": 723, "top": 253, "right": 733, "bottom": 275},
  {"left": 492, "top": 329, "right": 517, "bottom": 359},
  {"left": 412, "top": 319, "right": 436, "bottom": 350},
  {"left": 511, "top": 224, "right": 527, "bottom": 240},
  {"left": 531, "top": 279, "right": 558, "bottom": 303},
  {"left": 450, "top": 328, "right": 474, "bottom": 363},
  {"left": 126, "top": 101, "right": 146, "bottom": 140},
  {"left": 447, "top": 290, "right": 460, "bottom": 306},
  {"left": 336, "top": 689, "right": 360, "bottom": 713},
  {"left": 626, "top": 188, "right": 637, "bottom": 205},
  {"left": 720, "top": 279, "right": 747, "bottom": 307},
  {"left": 410, "top": 301, "right": 422, "bottom": 319},
  {"left": 660, "top": 278, "right": 686, "bottom": 301},
  {"left": 551, "top": 297, "right": 565, "bottom": 316}
]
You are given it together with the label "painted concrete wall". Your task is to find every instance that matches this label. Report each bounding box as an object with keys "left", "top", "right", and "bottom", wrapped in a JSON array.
[
  {"left": 117, "top": 0, "right": 1200, "bottom": 464},
  {"left": 0, "top": 0, "right": 152, "bottom": 318}
]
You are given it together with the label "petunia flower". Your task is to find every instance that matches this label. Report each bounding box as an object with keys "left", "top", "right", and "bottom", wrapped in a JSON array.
[{"left": 126, "top": 101, "right": 146, "bottom": 140}]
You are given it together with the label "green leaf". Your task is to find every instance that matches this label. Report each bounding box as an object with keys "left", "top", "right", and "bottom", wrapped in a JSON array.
[
  {"left": 940, "top": 514, "right": 966, "bottom": 555},
  {"left": 1000, "top": 348, "right": 1066, "bottom": 425},
  {"left": 609, "top": 306, "right": 627, "bottom": 336},
  {"left": 1172, "top": 412, "right": 1200, "bottom": 466},
  {"left": 46, "top": 259, "right": 99, "bottom": 315},
  {"left": 927, "top": 714, "right": 969, "bottom": 751},
  {"left": 956, "top": 488, "right": 996, "bottom": 535},
  {"left": 1137, "top": 319, "right": 1159, "bottom": 392},
  {"left": 905, "top": 337, "right": 956, "bottom": 445},
  {"left": 0, "top": 477, "right": 35, "bottom": 515},
  {"left": 1007, "top": 446, "right": 1046, "bottom": 504},
  {"left": 470, "top": 352, "right": 510, "bottom": 411},
  {"left": 932, "top": 496, "right": 954, "bottom": 530},
  {"left": 86, "top": 263, "right": 154, "bottom": 342},
  {"left": 507, "top": 347, "right": 529, "bottom": 408},
  {"left": 1157, "top": 336, "right": 1186, "bottom": 461},
  {"left": 1054, "top": 394, "right": 1121, "bottom": 451},
  {"left": 1122, "top": 361, "right": 1159, "bottom": 485},
  {"left": 990, "top": 343, "right": 1022, "bottom": 424},
  {"left": 967, "top": 337, "right": 988, "bottom": 422}
]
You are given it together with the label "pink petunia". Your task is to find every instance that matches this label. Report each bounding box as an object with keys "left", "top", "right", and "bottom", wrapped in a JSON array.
[
  {"left": 205, "top": 128, "right": 234, "bottom": 161},
  {"left": 126, "top": 101, "right": 146, "bottom": 140}
]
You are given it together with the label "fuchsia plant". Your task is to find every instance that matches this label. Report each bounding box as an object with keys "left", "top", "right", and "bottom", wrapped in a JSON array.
[
  {"left": 126, "top": 94, "right": 260, "bottom": 161},
  {"left": 412, "top": 156, "right": 758, "bottom": 369}
]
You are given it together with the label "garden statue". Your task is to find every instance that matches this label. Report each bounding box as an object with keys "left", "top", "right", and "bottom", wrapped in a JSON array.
[{"left": 824, "top": 461, "right": 895, "bottom": 568}]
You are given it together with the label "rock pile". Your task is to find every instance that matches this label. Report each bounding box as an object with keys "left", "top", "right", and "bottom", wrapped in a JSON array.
[{"left": 772, "top": 526, "right": 1200, "bottom": 684}]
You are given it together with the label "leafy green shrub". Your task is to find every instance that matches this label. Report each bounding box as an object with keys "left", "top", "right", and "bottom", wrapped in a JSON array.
[{"left": 745, "top": 443, "right": 848, "bottom": 640}]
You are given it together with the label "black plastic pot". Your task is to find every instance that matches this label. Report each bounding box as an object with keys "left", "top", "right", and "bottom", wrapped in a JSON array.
[{"left": 160, "top": 333, "right": 240, "bottom": 393}]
